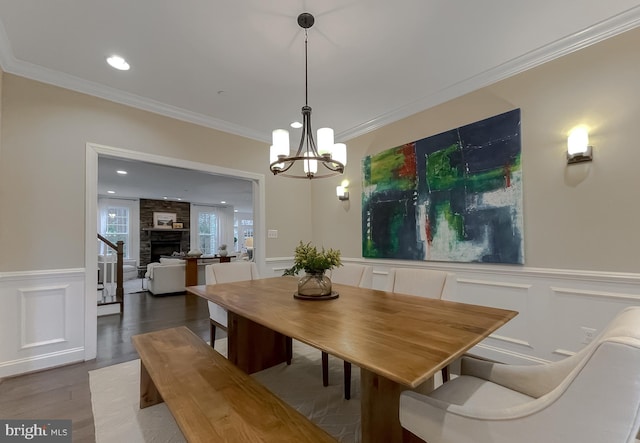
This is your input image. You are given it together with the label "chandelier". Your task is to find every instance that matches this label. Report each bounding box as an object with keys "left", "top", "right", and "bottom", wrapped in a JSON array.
[{"left": 269, "top": 13, "right": 347, "bottom": 179}]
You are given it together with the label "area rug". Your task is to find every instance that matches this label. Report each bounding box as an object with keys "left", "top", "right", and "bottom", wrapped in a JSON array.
[{"left": 89, "top": 338, "right": 361, "bottom": 442}]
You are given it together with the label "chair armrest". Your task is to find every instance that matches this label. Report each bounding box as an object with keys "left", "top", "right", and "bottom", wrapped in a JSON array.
[
  {"left": 460, "top": 353, "right": 579, "bottom": 398},
  {"left": 401, "top": 340, "right": 640, "bottom": 443}
]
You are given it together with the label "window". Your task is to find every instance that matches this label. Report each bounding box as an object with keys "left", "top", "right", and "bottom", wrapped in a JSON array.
[
  {"left": 197, "top": 211, "right": 218, "bottom": 255},
  {"left": 102, "top": 206, "right": 130, "bottom": 257},
  {"left": 97, "top": 198, "right": 139, "bottom": 261},
  {"left": 191, "top": 205, "right": 235, "bottom": 256}
]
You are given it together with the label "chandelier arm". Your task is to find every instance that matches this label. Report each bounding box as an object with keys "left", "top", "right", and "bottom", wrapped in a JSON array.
[{"left": 269, "top": 12, "right": 346, "bottom": 180}]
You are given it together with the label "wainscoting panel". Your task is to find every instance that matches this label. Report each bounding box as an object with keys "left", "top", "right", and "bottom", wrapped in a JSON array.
[
  {"left": 0, "top": 269, "right": 85, "bottom": 378},
  {"left": 266, "top": 257, "right": 640, "bottom": 366},
  {"left": 20, "top": 285, "right": 67, "bottom": 349},
  {"left": 549, "top": 283, "right": 639, "bottom": 362}
]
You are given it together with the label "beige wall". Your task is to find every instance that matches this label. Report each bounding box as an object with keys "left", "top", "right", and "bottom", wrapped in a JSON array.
[
  {"left": 0, "top": 74, "right": 311, "bottom": 272},
  {"left": 312, "top": 27, "right": 640, "bottom": 273},
  {"left": 2, "top": 26, "right": 640, "bottom": 274}
]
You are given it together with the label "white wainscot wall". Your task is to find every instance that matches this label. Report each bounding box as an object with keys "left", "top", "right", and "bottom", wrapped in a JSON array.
[
  {"left": 0, "top": 269, "right": 86, "bottom": 378},
  {"left": 265, "top": 257, "right": 640, "bottom": 365}
]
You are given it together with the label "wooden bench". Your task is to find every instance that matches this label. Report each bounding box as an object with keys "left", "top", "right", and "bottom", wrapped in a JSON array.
[{"left": 132, "top": 326, "right": 336, "bottom": 443}]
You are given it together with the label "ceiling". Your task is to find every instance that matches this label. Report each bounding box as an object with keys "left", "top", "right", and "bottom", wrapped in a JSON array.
[
  {"left": 2, "top": 2, "right": 640, "bottom": 210},
  {"left": 98, "top": 156, "right": 254, "bottom": 213}
]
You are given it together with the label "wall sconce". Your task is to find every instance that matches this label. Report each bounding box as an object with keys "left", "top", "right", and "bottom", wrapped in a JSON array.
[
  {"left": 336, "top": 180, "right": 349, "bottom": 201},
  {"left": 567, "top": 126, "right": 593, "bottom": 165}
]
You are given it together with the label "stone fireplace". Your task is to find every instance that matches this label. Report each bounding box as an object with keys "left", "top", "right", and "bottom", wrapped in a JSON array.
[
  {"left": 149, "top": 236, "right": 182, "bottom": 263},
  {"left": 139, "top": 199, "right": 191, "bottom": 267}
]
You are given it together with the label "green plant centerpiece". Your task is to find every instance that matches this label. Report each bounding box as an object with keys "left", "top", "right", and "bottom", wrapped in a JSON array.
[{"left": 284, "top": 241, "right": 342, "bottom": 298}]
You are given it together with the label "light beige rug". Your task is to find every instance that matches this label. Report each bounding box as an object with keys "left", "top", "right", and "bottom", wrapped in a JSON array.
[{"left": 89, "top": 338, "right": 361, "bottom": 442}]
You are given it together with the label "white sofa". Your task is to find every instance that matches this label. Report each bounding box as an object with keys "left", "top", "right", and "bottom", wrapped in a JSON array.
[{"left": 145, "top": 257, "right": 207, "bottom": 295}]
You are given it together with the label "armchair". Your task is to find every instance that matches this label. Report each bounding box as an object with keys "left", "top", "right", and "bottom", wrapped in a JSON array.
[{"left": 400, "top": 306, "right": 640, "bottom": 443}]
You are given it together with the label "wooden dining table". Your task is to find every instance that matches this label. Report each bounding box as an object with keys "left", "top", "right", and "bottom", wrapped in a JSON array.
[{"left": 186, "top": 276, "right": 517, "bottom": 443}]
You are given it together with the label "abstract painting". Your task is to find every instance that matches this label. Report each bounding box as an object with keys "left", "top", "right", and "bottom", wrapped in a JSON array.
[{"left": 362, "top": 109, "right": 523, "bottom": 264}]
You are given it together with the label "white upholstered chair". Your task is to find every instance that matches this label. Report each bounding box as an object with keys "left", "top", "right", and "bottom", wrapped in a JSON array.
[
  {"left": 324, "top": 263, "right": 373, "bottom": 399},
  {"left": 400, "top": 306, "right": 640, "bottom": 443},
  {"left": 204, "top": 262, "right": 260, "bottom": 344},
  {"left": 386, "top": 268, "right": 456, "bottom": 384},
  {"left": 385, "top": 267, "right": 456, "bottom": 300}
]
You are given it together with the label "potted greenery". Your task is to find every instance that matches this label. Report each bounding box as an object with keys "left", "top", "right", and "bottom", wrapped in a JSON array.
[{"left": 284, "top": 241, "right": 342, "bottom": 297}]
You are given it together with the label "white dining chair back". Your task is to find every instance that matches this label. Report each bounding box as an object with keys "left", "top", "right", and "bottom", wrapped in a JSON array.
[
  {"left": 205, "top": 262, "right": 259, "bottom": 342},
  {"left": 400, "top": 306, "right": 640, "bottom": 443},
  {"left": 386, "top": 267, "right": 457, "bottom": 386},
  {"left": 329, "top": 263, "right": 373, "bottom": 288},
  {"left": 206, "top": 261, "right": 259, "bottom": 285},
  {"left": 322, "top": 263, "right": 373, "bottom": 400},
  {"left": 386, "top": 268, "right": 456, "bottom": 299}
]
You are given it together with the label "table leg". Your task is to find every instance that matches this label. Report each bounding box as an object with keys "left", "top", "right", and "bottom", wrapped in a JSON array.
[
  {"left": 184, "top": 258, "right": 198, "bottom": 286},
  {"left": 360, "top": 368, "right": 435, "bottom": 443},
  {"left": 184, "top": 258, "right": 199, "bottom": 303},
  {"left": 227, "top": 312, "right": 289, "bottom": 374}
]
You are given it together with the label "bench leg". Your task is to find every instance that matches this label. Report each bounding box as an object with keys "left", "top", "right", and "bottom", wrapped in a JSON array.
[{"left": 139, "top": 360, "right": 163, "bottom": 409}]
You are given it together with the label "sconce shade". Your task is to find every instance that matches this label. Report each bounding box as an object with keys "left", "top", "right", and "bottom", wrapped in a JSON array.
[
  {"left": 336, "top": 180, "right": 349, "bottom": 201},
  {"left": 567, "top": 126, "right": 593, "bottom": 164}
]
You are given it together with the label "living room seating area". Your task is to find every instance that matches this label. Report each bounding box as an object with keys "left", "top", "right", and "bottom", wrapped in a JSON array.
[{"left": 145, "top": 257, "right": 210, "bottom": 295}]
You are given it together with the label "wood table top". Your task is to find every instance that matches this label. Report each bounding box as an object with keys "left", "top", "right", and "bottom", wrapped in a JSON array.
[{"left": 187, "top": 277, "right": 517, "bottom": 388}]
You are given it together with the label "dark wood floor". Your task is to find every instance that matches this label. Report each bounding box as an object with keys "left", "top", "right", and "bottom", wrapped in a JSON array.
[{"left": 0, "top": 287, "right": 210, "bottom": 443}]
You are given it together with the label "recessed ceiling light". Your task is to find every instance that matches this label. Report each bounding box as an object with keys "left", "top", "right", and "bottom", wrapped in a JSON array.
[
  {"left": 290, "top": 121, "right": 303, "bottom": 129},
  {"left": 116, "top": 170, "right": 127, "bottom": 175},
  {"left": 163, "top": 196, "right": 168, "bottom": 200},
  {"left": 106, "top": 55, "right": 130, "bottom": 71},
  {"left": 220, "top": 201, "right": 226, "bottom": 204},
  {"left": 234, "top": 209, "right": 238, "bottom": 212},
  {"left": 107, "top": 190, "right": 115, "bottom": 194}
]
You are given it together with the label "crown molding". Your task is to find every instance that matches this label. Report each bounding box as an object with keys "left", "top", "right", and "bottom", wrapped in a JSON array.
[
  {"left": 338, "top": 5, "right": 640, "bottom": 141},
  {"left": 0, "top": 18, "right": 267, "bottom": 143},
  {"left": 1, "top": 9, "right": 639, "bottom": 144}
]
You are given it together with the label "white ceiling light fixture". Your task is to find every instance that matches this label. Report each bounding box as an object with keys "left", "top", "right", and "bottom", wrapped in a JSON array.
[
  {"left": 106, "top": 55, "right": 130, "bottom": 71},
  {"left": 116, "top": 170, "right": 127, "bottom": 175},
  {"left": 269, "top": 12, "right": 346, "bottom": 179}
]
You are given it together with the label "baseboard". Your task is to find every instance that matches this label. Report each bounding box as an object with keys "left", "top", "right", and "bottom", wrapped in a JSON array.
[
  {"left": 0, "top": 347, "right": 85, "bottom": 379},
  {"left": 97, "top": 303, "right": 121, "bottom": 316}
]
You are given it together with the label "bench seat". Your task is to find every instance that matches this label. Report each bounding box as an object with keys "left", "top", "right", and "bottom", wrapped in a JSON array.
[{"left": 132, "top": 326, "right": 335, "bottom": 443}]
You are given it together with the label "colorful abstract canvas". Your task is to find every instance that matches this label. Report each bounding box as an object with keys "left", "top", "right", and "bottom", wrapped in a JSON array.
[{"left": 362, "top": 109, "right": 523, "bottom": 264}]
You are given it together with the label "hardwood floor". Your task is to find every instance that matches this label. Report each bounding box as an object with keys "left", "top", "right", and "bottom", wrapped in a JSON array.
[{"left": 0, "top": 283, "right": 210, "bottom": 443}]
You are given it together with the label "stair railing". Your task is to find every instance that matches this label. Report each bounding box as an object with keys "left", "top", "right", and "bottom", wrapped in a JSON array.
[{"left": 97, "top": 234, "right": 124, "bottom": 313}]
